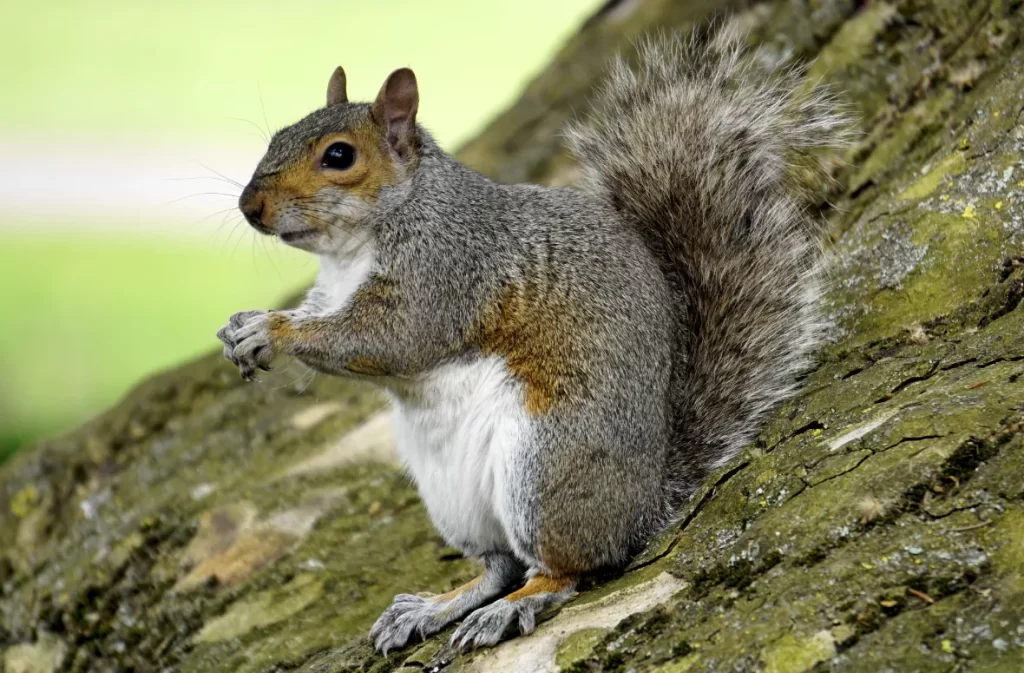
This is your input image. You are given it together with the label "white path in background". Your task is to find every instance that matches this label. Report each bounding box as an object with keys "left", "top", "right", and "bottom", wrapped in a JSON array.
[{"left": 0, "top": 133, "right": 266, "bottom": 236}]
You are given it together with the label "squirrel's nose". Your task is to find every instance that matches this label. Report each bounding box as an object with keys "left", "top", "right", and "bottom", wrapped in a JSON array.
[{"left": 239, "top": 184, "right": 269, "bottom": 232}]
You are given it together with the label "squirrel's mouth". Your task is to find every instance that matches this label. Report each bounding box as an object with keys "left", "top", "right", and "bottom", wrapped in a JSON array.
[{"left": 280, "top": 229, "right": 318, "bottom": 244}]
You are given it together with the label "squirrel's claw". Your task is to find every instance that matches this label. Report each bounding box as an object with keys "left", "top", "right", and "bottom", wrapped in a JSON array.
[
  {"left": 369, "top": 593, "right": 435, "bottom": 654},
  {"left": 449, "top": 598, "right": 538, "bottom": 651},
  {"left": 217, "top": 310, "right": 275, "bottom": 381}
]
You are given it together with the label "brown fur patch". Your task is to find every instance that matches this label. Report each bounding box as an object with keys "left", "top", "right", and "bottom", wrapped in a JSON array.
[
  {"left": 472, "top": 282, "right": 591, "bottom": 415},
  {"left": 344, "top": 356, "right": 390, "bottom": 376},
  {"left": 505, "top": 573, "right": 574, "bottom": 602},
  {"left": 268, "top": 313, "right": 298, "bottom": 343},
  {"left": 437, "top": 574, "right": 484, "bottom": 602},
  {"left": 268, "top": 313, "right": 334, "bottom": 354},
  {"left": 260, "top": 119, "right": 396, "bottom": 230},
  {"left": 350, "top": 275, "right": 400, "bottom": 316},
  {"left": 267, "top": 278, "right": 402, "bottom": 376}
]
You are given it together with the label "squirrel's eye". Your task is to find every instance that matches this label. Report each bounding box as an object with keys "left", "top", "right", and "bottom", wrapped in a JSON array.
[{"left": 321, "top": 142, "right": 357, "bottom": 170}]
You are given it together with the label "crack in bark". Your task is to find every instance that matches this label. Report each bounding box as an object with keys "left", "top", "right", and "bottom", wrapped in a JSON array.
[
  {"left": 870, "top": 350, "right": 993, "bottom": 404},
  {"left": 800, "top": 434, "right": 943, "bottom": 492},
  {"left": 939, "top": 357, "right": 978, "bottom": 371},
  {"left": 922, "top": 502, "right": 983, "bottom": 521},
  {"left": 978, "top": 354, "right": 1024, "bottom": 369},
  {"left": 979, "top": 277, "right": 1024, "bottom": 328},
  {"left": 874, "top": 433, "right": 946, "bottom": 454},
  {"left": 967, "top": 99, "right": 1024, "bottom": 160},
  {"left": 802, "top": 451, "right": 875, "bottom": 487},
  {"left": 879, "top": 360, "right": 942, "bottom": 402},
  {"left": 627, "top": 461, "right": 751, "bottom": 574},
  {"left": 765, "top": 420, "right": 827, "bottom": 454}
]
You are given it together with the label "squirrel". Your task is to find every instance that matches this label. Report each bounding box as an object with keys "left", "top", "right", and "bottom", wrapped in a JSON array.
[{"left": 217, "top": 29, "right": 847, "bottom": 653}]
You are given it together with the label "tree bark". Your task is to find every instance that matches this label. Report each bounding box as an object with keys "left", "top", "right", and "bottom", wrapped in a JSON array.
[{"left": 3, "top": 1, "right": 1024, "bottom": 671}]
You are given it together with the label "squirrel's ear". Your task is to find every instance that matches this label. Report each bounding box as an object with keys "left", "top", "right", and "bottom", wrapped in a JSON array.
[
  {"left": 372, "top": 68, "right": 419, "bottom": 161},
  {"left": 326, "top": 66, "right": 348, "bottom": 106}
]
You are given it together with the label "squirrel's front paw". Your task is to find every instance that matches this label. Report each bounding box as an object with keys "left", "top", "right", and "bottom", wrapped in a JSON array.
[{"left": 216, "top": 310, "right": 278, "bottom": 381}]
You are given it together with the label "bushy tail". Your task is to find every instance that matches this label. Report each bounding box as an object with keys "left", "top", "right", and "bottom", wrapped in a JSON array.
[{"left": 566, "top": 29, "right": 849, "bottom": 497}]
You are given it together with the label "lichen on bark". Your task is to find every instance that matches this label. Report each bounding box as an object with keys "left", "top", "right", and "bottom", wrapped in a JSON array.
[{"left": 3, "top": 1, "right": 1024, "bottom": 672}]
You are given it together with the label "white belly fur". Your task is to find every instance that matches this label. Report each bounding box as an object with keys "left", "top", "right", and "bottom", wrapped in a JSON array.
[
  {"left": 388, "top": 356, "right": 532, "bottom": 556},
  {"left": 315, "top": 247, "right": 376, "bottom": 315}
]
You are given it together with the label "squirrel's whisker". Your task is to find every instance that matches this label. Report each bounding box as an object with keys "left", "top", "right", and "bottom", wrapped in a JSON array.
[
  {"left": 164, "top": 191, "right": 242, "bottom": 206},
  {"left": 196, "top": 207, "right": 245, "bottom": 237},
  {"left": 165, "top": 176, "right": 243, "bottom": 188},
  {"left": 226, "top": 116, "right": 271, "bottom": 146},
  {"left": 192, "top": 161, "right": 245, "bottom": 189},
  {"left": 291, "top": 209, "right": 372, "bottom": 248},
  {"left": 256, "top": 82, "right": 273, "bottom": 142}
]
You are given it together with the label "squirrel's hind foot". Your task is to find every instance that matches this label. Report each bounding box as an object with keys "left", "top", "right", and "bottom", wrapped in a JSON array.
[
  {"left": 370, "top": 553, "right": 524, "bottom": 654},
  {"left": 449, "top": 573, "right": 577, "bottom": 651},
  {"left": 370, "top": 593, "right": 459, "bottom": 654}
]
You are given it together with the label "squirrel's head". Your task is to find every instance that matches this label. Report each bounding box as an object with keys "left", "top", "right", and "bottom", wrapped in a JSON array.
[{"left": 238, "top": 66, "right": 419, "bottom": 254}]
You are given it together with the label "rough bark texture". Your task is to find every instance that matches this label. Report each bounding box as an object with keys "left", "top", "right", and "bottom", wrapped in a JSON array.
[{"left": 3, "top": 1, "right": 1024, "bottom": 671}]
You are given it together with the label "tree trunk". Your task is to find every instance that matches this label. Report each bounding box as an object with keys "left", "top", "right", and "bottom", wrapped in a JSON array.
[{"left": 3, "top": 1, "right": 1023, "bottom": 671}]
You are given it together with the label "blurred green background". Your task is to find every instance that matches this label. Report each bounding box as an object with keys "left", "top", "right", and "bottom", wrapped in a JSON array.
[{"left": 0, "top": 0, "right": 598, "bottom": 461}]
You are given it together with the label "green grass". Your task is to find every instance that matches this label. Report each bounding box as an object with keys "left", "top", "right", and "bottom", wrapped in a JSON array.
[
  {"left": 0, "top": 0, "right": 598, "bottom": 149},
  {"left": 0, "top": 228, "right": 315, "bottom": 459}
]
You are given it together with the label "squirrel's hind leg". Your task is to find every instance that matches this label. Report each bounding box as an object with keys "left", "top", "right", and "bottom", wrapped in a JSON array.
[
  {"left": 370, "top": 553, "right": 525, "bottom": 654},
  {"left": 449, "top": 572, "right": 577, "bottom": 651}
]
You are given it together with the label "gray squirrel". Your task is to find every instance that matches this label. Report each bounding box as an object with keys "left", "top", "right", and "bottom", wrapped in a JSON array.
[{"left": 217, "top": 30, "right": 847, "bottom": 653}]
